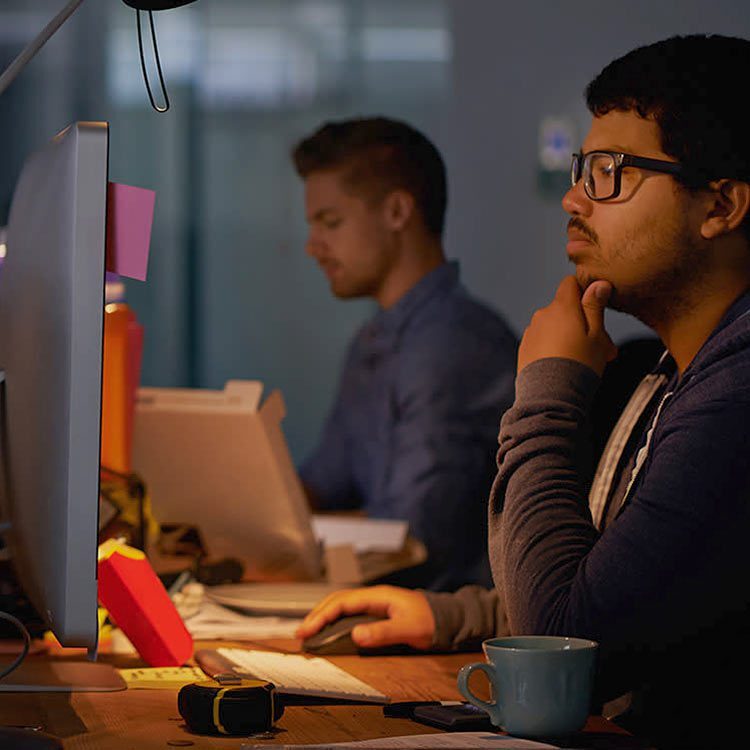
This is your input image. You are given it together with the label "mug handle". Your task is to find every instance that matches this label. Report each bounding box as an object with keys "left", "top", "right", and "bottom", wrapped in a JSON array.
[{"left": 457, "top": 662, "right": 502, "bottom": 726}]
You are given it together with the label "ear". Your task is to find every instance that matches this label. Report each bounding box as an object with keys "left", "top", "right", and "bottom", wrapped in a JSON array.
[
  {"left": 381, "top": 190, "right": 415, "bottom": 232},
  {"left": 700, "top": 179, "right": 750, "bottom": 239}
]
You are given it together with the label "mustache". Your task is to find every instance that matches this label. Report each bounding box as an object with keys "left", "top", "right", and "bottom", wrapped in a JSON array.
[{"left": 568, "top": 217, "right": 598, "bottom": 245}]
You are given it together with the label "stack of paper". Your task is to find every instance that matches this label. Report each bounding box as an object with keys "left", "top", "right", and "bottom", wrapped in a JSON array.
[
  {"left": 311, "top": 515, "right": 408, "bottom": 553},
  {"left": 184, "top": 601, "right": 301, "bottom": 641}
]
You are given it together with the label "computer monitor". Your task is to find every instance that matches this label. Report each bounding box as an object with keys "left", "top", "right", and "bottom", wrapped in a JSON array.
[{"left": 0, "top": 122, "right": 124, "bottom": 692}]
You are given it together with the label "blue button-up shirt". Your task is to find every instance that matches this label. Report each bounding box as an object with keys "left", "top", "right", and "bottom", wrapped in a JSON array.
[{"left": 300, "top": 262, "right": 517, "bottom": 590}]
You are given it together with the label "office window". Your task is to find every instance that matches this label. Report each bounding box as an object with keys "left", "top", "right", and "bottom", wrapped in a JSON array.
[
  {"left": 0, "top": 0, "right": 450, "bottom": 460},
  {"left": 106, "top": 0, "right": 451, "bottom": 461},
  {"left": 0, "top": 0, "right": 450, "bottom": 461}
]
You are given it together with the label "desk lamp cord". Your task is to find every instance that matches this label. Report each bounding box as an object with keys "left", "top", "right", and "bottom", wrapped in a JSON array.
[
  {"left": 136, "top": 9, "right": 170, "bottom": 113},
  {"left": 0, "top": 611, "right": 31, "bottom": 680}
]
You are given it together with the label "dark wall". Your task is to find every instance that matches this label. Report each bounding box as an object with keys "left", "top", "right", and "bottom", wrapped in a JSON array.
[{"left": 445, "top": 0, "right": 750, "bottom": 343}]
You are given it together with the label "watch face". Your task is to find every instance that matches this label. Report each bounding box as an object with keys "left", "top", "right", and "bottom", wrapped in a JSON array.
[{"left": 121, "top": 1, "right": 198, "bottom": 10}]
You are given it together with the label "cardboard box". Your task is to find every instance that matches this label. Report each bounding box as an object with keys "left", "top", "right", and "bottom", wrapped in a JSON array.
[{"left": 131, "top": 381, "right": 323, "bottom": 582}]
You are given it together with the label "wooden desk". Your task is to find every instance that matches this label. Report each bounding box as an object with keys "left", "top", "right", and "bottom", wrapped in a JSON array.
[{"left": 0, "top": 639, "right": 637, "bottom": 749}]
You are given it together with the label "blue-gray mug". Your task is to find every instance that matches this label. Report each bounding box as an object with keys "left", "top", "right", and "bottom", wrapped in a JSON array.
[{"left": 457, "top": 635, "right": 597, "bottom": 738}]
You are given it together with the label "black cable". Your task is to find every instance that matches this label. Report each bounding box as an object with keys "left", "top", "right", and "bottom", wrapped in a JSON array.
[
  {"left": 136, "top": 9, "right": 170, "bottom": 113},
  {"left": 0, "top": 611, "right": 31, "bottom": 681}
]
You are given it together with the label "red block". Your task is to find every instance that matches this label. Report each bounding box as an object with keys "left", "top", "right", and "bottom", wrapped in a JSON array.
[{"left": 98, "top": 542, "right": 193, "bottom": 667}]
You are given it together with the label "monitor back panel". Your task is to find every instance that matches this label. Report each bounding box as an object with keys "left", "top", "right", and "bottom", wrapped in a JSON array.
[{"left": 0, "top": 122, "right": 108, "bottom": 649}]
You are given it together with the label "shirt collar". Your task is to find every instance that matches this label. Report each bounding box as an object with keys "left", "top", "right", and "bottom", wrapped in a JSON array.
[{"left": 370, "top": 260, "right": 460, "bottom": 337}]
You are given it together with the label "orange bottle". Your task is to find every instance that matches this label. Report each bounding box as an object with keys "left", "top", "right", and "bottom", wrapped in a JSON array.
[{"left": 101, "top": 279, "right": 144, "bottom": 474}]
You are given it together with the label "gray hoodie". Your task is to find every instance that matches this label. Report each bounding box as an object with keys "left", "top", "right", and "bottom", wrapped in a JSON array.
[{"left": 426, "top": 290, "right": 750, "bottom": 749}]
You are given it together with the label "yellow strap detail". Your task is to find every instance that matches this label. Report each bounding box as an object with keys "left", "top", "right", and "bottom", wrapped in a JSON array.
[{"left": 213, "top": 687, "right": 230, "bottom": 735}]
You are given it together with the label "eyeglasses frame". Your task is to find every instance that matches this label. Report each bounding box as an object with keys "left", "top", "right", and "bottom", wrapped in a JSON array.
[{"left": 571, "top": 150, "right": 685, "bottom": 201}]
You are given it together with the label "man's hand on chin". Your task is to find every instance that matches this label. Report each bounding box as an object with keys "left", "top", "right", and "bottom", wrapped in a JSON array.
[{"left": 517, "top": 275, "right": 618, "bottom": 376}]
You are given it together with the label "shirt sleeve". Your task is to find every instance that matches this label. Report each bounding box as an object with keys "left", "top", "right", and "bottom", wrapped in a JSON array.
[
  {"left": 424, "top": 585, "right": 509, "bottom": 650},
  {"left": 491, "top": 356, "right": 750, "bottom": 683},
  {"left": 298, "top": 356, "right": 359, "bottom": 511},
  {"left": 382, "top": 328, "right": 516, "bottom": 589}
]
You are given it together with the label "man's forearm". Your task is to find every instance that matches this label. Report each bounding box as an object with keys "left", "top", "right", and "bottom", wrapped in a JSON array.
[
  {"left": 424, "top": 585, "right": 508, "bottom": 650},
  {"left": 489, "top": 357, "right": 600, "bottom": 635}
]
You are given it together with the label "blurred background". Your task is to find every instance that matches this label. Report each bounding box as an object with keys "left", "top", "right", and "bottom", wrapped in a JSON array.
[{"left": 1, "top": 0, "right": 749, "bottom": 463}]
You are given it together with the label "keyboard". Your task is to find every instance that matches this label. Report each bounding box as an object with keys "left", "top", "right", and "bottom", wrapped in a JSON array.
[{"left": 194, "top": 648, "right": 388, "bottom": 703}]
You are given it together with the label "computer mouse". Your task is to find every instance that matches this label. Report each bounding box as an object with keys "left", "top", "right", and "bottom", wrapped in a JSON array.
[{"left": 301, "top": 614, "right": 385, "bottom": 655}]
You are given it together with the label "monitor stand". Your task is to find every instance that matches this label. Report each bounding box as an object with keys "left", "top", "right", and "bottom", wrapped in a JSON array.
[{"left": 0, "top": 659, "right": 125, "bottom": 692}]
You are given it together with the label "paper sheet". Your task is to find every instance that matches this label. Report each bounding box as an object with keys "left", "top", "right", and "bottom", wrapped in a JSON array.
[
  {"left": 242, "top": 732, "right": 559, "bottom": 749},
  {"left": 184, "top": 601, "right": 301, "bottom": 640},
  {"left": 312, "top": 515, "right": 408, "bottom": 553}
]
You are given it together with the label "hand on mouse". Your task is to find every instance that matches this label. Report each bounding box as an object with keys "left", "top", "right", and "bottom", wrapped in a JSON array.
[{"left": 295, "top": 585, "right": 435, "bottom": 650}]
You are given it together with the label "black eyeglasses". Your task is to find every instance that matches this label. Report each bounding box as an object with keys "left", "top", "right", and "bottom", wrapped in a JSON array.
[{"left": 570, "top": 150, "right": 684, "bottom": 201}]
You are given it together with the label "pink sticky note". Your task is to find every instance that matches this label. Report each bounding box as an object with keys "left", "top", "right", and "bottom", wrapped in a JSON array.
[{"left": 106, "top": 182, "right": 155, "bottom": 281}]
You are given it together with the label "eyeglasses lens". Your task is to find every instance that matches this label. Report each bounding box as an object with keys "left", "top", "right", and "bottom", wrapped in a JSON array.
[
  {"left": 571, "top": 156, "right": 581, "bottom": 190},
  {"left": 586, "top": 153, "right": 616, "bottom": 200}
]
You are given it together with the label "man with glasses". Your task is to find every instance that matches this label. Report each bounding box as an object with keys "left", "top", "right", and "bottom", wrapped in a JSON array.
[{"left": 297, "top": 35, "right": 750, "bottom": 749}]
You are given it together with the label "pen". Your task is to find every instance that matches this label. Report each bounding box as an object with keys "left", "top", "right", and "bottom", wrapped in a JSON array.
[{"left": 382, "top": 700, "right": 462, "bottom": 718}]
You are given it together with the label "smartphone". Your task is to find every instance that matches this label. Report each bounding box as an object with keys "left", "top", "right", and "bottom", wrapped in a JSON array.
[{"left": 412, "top": 702, "right": 494, "bottom": 732}]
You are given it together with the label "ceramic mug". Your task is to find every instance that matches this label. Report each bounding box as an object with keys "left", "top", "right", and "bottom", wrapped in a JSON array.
[{"left": 457, "top": 635, "right": 597, "bottom": 738}]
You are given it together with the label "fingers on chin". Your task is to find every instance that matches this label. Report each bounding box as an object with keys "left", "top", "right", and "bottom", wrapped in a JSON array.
[{"left": 556, "top": 275, "right": 581, "bottom": 299}]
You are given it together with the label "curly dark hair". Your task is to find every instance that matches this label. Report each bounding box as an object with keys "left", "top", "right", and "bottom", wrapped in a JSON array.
[
  {"left": 586, "top": 34, "right": 750, "bottom": 189},
  {"left": 291, "top": 117, "right": 447, "bottom": 237}
]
